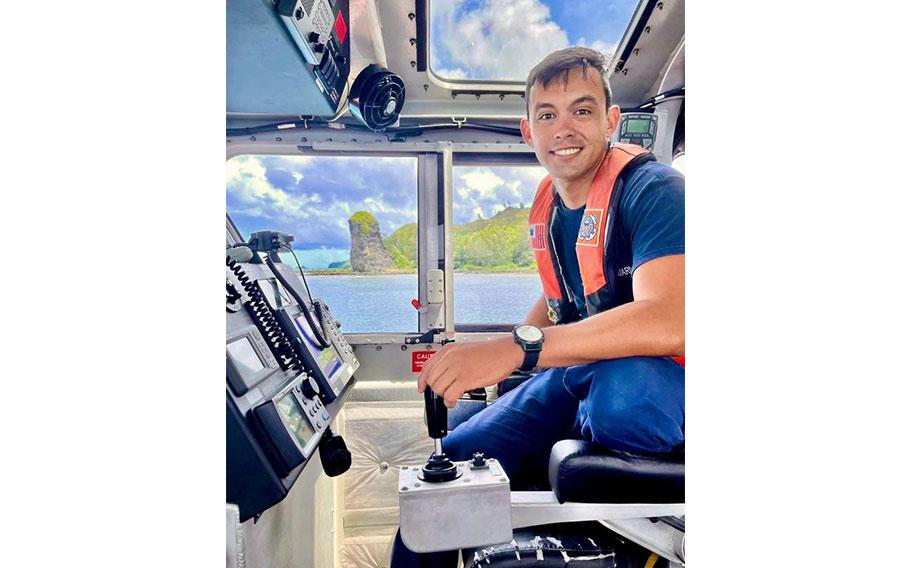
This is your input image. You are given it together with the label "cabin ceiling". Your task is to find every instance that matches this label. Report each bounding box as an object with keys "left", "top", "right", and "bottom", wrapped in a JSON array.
[
  {"left": 360, "top": 0, "right": 684, "bottom": 120},
  {"left": 227, "top": 0, "right": 683, "bottom": 124}
]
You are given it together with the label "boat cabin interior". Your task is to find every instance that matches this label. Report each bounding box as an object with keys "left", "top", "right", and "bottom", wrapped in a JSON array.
[{"left": 226, "top": 0, "right": 685, "bottom": 566}]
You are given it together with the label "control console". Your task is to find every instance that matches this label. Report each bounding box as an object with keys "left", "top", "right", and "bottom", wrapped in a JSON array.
[{"left": 226, "top": 233, "right": 358, "bottom": 522}]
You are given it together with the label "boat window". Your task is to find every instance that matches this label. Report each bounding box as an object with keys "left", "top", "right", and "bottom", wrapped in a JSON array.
[
  {"left": 452, "top": 164, "right": 547, "bottom": 324},
  {"left": 430, "top": 0, "right": 641, "bottom": 82},
  {"left": 226, "top": 154, "right": 419, "bottom": 332}
]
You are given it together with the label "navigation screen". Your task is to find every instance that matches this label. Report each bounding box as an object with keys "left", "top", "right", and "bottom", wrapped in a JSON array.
[
  {"left": 295, "top": 314, "right": 343, "bottom": 379},
  {"left": 275, "top": 393, "right": 315, "bottom": 449},
  {"left": 227, "top": 337, "right": 265, "bottom": 378},
  {"left": 625, "top": 118, "right": 651, "bottom": 134}
]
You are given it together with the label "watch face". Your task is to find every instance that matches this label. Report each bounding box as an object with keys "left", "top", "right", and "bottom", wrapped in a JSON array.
[{"left": 516, "top": 325, "right": 544, "bottom": 343}]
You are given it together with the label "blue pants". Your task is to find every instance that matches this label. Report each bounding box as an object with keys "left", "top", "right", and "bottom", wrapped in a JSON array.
[
  {"left": 444, "top": 356, "right": 685, "bottom": 487},
  {"left": 391, "top": 357, "right": 684, "bottom": 566}
]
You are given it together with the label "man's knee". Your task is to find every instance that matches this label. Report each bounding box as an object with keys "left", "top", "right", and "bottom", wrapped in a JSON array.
[{"left": 576, "top": 357, "right": 684, "bottom": 453}]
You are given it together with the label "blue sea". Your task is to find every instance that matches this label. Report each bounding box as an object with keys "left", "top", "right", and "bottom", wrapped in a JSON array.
[{"left": 304, "top": 273, "right": 541, "bottom": 333}]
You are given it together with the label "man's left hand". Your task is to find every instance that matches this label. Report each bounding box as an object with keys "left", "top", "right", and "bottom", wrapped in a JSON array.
[{"left": 417, "top": 338, "right": 523, "bottom": 408}]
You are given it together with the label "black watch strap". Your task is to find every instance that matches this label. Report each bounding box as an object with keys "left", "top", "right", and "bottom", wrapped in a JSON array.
[{"left": 519, "top": 347, "right": 540, "bottom": 372}]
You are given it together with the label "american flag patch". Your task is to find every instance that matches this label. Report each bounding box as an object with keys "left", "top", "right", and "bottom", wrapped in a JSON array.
[{"left": 529, "top": 223, "right": 547, "bottom": 251}]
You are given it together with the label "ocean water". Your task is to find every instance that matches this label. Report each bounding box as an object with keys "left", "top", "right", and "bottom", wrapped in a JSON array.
[{"left": 304, "top": 272, "right": 541, "bottom": 333}]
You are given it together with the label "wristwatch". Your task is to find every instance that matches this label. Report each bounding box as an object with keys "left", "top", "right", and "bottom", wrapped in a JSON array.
[{"left": 513, "top": 324, "right": 545, "bottom": 372}]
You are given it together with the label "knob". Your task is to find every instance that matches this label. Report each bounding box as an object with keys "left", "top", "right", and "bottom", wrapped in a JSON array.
[
  {"left": 335, "top": 55, "right": 347, "bottom": 66},
  {"left": 299, "top": 374, "right": 320, "bottom": 399},
  {"left": 313, "top": 43, "right": 325, "bottom": 54},
  {"left": 307, "top": 32, "right": 320, "bottom": 43}
]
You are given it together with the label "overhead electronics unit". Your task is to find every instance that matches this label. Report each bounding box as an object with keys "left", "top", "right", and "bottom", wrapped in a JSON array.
[{"left": 227, "top": 0, "right": 350, "bottom": 116}]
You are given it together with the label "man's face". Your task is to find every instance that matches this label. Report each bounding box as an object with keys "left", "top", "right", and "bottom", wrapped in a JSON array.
[{"left": 520, "top": 67, "right": 621, "bottom": 184}]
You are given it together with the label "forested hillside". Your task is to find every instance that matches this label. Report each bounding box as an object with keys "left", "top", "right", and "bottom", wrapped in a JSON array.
[{"left": 382, "top": 206, "right": 536, "bottom": 271}]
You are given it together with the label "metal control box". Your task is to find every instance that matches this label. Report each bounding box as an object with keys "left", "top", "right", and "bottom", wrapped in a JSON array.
[{"left": 399, "top": 459, "right": 512, "bottom": 553}]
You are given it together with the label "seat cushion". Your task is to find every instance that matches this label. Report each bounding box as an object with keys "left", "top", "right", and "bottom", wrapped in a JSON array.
[{"left": 548, "top": 440, "right": 684, "bottom": 504}]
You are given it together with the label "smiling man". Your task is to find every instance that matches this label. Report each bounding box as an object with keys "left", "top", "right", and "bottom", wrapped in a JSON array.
[
  {"left": 418, "top": 47, "right": 685, "bottom": 486},
  {"left": 392, "top": 46, "right": 685, "bottom": 566}
]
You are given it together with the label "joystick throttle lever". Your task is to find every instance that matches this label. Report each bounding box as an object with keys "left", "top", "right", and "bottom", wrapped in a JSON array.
[{"left": 421, "top": 388, "right": 460, "bottom": 482}]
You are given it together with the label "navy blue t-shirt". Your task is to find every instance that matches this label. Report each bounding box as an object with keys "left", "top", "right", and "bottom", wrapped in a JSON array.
[{"left": 553, "top": 160, "right": 685, "bottom": 317}]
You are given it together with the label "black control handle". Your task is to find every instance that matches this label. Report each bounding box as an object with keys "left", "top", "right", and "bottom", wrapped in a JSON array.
[{"left": 424, "top": 389, "right": 448, "bottom": 439}]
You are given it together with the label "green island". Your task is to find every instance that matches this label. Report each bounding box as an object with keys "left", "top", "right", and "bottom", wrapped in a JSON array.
[{"left": 308, "top": 207, "right": 538, "bottom": 274}]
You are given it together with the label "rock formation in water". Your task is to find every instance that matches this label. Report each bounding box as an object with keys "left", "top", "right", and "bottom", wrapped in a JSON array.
[{"left": 349, "top": 211, "right": 394, "bottom": 272}]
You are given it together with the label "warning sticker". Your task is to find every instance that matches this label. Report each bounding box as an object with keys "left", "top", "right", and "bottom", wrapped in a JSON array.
[{"left": 411, "top": 351, "right": 436, "bottom": 373}]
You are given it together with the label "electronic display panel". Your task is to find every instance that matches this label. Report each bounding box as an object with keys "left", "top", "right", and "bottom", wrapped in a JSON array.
[
  {"left": 275, "top": 393, "right": 316, "bottom": 449},
  {"left": 295, "top": 314, "right": 343, "bottom": 379},
  {"left": 227, "top": 337, "right": 265, "bottom": 379},
  {"left": 625, "top": 118, "right": 652, "bottom": 134}
]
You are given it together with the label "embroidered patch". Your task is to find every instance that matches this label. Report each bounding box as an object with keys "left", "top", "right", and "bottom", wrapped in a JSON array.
[
  {"left": 529, "top": 223, "right": 547, "bottom": 251},
  {"left": 576, "top": 209, "right": 604, "bottom": 247}
]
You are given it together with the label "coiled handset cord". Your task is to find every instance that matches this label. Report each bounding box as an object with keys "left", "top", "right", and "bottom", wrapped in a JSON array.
[
  {"left": 227, "top": 254, "right": 306, "bottom": 373},
  {"left": 264, "top": 247, "right": 332, "bottom": 350}
]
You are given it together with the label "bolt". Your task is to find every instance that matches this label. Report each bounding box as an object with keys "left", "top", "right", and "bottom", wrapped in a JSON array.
[
  {"left": 633, "top": 48, "right": 639, "bottom": 56},
  {"left": 276, "top": 137, "right": 282, "bottom": 142},
  {"left": 301, "top": 137, "right": 307, "bottom": 142},
  {"left": 645, "top": 26, "right": 651, "bottom": 34},
  {"left": 401, "top": 486, "right": 409, "bottom": 491},
  {"left": 424, "top": 84, "right": 429, "bottom": 92},
  {"left": 414, "top": 482, "right": 421, "bottom": 488},
  {"left": 408, "top": 12, "right": 415, "bottom": 20},
  {"left": 657, "top": 1, "right": 663, "bottom": 9},
  {"left": 376, "top": 345, "right": 383, "bottom": 351},
  {"left": 410, "top": 38, "right": 417, "bottom": 46},
  {"left": 499, "top": 94, "right": 505, "bottom": 100},
  {"left": 410, "top": 61, "right": 417, "bottom": 68},
  {"left": 400, "top": 345, "right": 407, "bottom": 351},
  {"left": 250, "top": 136, "right": 256, "bottom": 141}
]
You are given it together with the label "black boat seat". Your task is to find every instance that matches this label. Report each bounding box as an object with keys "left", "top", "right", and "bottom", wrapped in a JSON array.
[{"left": 548, "top": 439, "right": 684, "bottom": 504}]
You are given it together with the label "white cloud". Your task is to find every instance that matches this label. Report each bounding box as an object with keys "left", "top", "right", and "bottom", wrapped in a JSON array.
[
  {"left": 577, "top": 38, "right": 619, "bottom": 65},
  {"left": 452, "top": 165, "right": 549, "bottom": 223},
  {"left": 431, "top": 0, "right": 570, "bottom": 80},
  {"left": 226, "top": 156, "right": 320, "bottom": 218}
]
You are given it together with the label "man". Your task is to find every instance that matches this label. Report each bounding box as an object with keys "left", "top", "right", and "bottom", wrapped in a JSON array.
[{"left": 391, "top": 47, "right": 684, "bottom": 564}]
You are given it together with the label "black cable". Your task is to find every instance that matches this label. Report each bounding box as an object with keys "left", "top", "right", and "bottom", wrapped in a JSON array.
[
  {"left": 635, "top": 87, "right": 685, "bottom": 110},
  {"left": 265, "top": 252, "right": 331, "bottom": 350},
  {"left": 281, "top": 245, "right": 316, "bottom": 305},
  {"left": 227, "top": 120, "right": 522, "bottom": 139}
]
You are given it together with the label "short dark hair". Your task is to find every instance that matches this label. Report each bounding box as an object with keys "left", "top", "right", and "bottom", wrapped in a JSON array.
[{"left": 524, "top": 47, "right": 613, "bottom": 116}]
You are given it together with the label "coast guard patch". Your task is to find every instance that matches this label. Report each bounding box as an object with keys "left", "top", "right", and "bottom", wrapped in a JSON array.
[
  {"left": 529, "top": 223, "right": 547, "bottom": 251},
  {"left": 576, "top": 209, "right": 604, "bottom": 247}
]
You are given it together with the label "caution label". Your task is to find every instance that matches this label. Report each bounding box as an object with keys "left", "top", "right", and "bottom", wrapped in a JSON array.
[{"left": 411, "top": 351, "right": 436, "bottom": 373}]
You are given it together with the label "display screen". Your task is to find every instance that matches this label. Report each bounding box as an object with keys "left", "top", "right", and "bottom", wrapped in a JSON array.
[
  {"left": 227, "top": 337, "right": 265, "bottom": 378},
  {"left": 295, "top": 314, "right": 343, "bottom": 379},
  {"left": 275, "top": 392, "right": 315, "bottom": 449},
  {"left": 624, "top": 118, "right": 652, "bottom": 134}
]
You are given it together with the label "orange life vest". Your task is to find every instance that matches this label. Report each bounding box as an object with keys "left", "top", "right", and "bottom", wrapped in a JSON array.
[{"left": 528, "top": 143, "right": 654, "bottom": 324}]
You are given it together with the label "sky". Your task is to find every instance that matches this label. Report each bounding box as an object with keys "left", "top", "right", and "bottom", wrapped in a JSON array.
[
  {"left": 227, "top": 155, "right": 546, "bottom": 267},
  {"left": 430, "top": 0, "right": 639, "bottom": 80}
]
